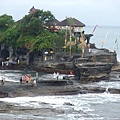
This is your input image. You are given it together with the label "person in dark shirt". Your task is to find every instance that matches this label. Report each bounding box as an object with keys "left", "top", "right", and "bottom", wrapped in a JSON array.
[{"left": 20, "top": 77, "right": 22, "bottom": 86}]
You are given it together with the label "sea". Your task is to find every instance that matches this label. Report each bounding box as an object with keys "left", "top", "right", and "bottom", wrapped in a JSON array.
[{"left": 0, "top": 26, "right": 120, "bottom": 120}]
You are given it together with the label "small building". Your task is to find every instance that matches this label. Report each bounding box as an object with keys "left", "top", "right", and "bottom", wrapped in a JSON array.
[
  {"left": 44, "top": 19, "right": 60, "bottom": 33},
  {"left": 56, "top": 17, "right": 85, "bottom": 32}
]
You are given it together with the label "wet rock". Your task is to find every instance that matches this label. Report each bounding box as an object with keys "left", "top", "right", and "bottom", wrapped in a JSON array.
[
  {"left": 108, "top": 88, "right": 120, "bottom": 94},
  {"left": 63, "top": 102, "right": 74, "bottom": 106},
  {"left": 0, "top": 81, "right": 80, "bottom": 98},
  {"left": 80, "top": 86, "right": 106, "bottom": 93},
  {"left": 0, "top": 92, "right": 8, "bottom": 98},
  {"left": 79, "top": 90, "right": 88, "bottom": 94},
  {"left": 37, "top": 80, "right": 73, "bottom": 86},
  {"left": 111, "top": 62, "right": 120, "bottom": 72}
]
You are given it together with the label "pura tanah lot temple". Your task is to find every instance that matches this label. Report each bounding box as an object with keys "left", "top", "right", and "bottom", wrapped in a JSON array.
[
  {"left": 0, "top": 6, "right": 117, "bottom": 83},
  {"left": 22, "top": 6, "right": 93, "bottom": 61},
  {"left": 44, "top": 12, "right": 93, "bottom": 57},
  {"left": 44, "top": 14, "right": 93, "bottom": 45},
  {"left": 0, "top": 6, "right": 93, "bottom": 66},
  {"left": 28, "top": 6, "right": 93, "bottom": 44},
  {"left": 17, "top": 6, "right": 93, "bottom": 45}
]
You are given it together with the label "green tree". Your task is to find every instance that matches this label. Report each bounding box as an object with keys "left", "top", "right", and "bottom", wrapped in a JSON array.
[
  {"left": 31, "top": 30, "right": 57, "bottom": 51},
  {"left": 16, "top": 9, "right": 55, "bottom": 51},
  {"left": 55, "top": 30, "right": 65, "bottom": 51},
  {"left": 33, "top": 10, "right": 55, "bottom": 24},
  {"left": 0, "top": 14, "right": 14, "bottom": 42},
  {"left": 17, "top": 34, "right": 35, "bottom": 50},
  {"left": 19, "top": 9, "right": 55, "bottom": 36},
  {"left": 19, "top": 15, "right": 42, "bottom": 36},
  {"left": 3, "top": 22, "right": 21, "bottom": 49},
  {"left": 0, "top": 14, "right": 14, "bottom": 30},
  {"left": 0, "top": 9, "right": 66, "bottom": 55}
]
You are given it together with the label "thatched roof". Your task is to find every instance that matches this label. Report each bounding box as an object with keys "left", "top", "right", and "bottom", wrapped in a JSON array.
[
  {"left": 56, "top": 17, "right": 85, "bottom": 27},
  {"left": 45, "top": 19, "right": 59, "bottom": 27}
]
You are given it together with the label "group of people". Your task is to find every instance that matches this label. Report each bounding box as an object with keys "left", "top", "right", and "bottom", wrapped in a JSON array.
[
  {"left": 53, "top": 71, "right": 73, "bottom": 80},
  {"left": 20, "top": 74, "right": 36, "bottom": 87},
  {"left": 53, "top": 72, "right": 59, "bottom": 80}
]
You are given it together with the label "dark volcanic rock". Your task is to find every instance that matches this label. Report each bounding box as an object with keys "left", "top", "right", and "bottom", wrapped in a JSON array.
[
  {"left": 1, "top": 80, "right": 120, "bottom": 98},
  {"left": 80, "top": 86, "right": 106, "bottom": 93},
  {"left": 0, "top": 81, "right": 79, "bottom": 98},
  {"left": 0, "top": 92, "right": 8, "bottom": 98},
  {"left": 37, "top": 80, "right": 73, "bottom": 86},
  {"left": 108, "top": 88, "right": 120, "bottom": 94}
]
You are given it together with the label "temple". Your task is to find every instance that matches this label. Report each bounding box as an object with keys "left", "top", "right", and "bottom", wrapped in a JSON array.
[{"left": 28, "top": 6, "right": 37, "bottom": 14}]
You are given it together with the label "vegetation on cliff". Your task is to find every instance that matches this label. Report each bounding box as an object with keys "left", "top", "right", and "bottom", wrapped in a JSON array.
[{"left": 0, "top": 9, "right": 77, "bottom": 54}]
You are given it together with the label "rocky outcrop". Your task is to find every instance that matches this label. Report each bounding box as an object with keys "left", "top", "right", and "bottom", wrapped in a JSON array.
[
  {"left": 1, "top": 79, "right": 120, "bottom": 98},
  {"left": 111, "top": 62, "right": 120, "bottom": 72},
  {"left": 0, "top": 92, "right": 8, "bottom": 98},
  {"left": 0, "top": 81, "right": 79, "bottom": 98},
  {"left": 73, "top": 60, "right": 113, "bottom": 82},
  {"left": 0, "top": 46, "right": 119, "bottom": 98}
]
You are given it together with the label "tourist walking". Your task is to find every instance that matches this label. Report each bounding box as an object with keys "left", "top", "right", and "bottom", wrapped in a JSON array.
[
  {"left": 20, "top": 77, "right": 22, "bottom": 86},
  {"left": 32, "top": 79, "right": 37, "bottom": 88},
  {"left": 1, "top": 78, "right": 4, "bottom": 85},
  {"left": 56, "top": 72, "right": 59, "bottom": 80}
]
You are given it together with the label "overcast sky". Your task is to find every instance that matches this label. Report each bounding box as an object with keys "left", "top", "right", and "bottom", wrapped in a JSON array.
[{"left": 0, "top": 0, "right": 120, "bottom": 26}]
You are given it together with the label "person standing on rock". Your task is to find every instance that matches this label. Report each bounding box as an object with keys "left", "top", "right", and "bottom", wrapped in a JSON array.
[
  {"left": 56, "top": 72, "right": 59, "bottom": 80},
  {"left": 32, "top": 79, "right": 37, "bottom": 88},
  {"left": 53, "top": 72, "right": 56, "bottom": 79},
  {"left": 36, "top": 72, "right": 38, "bottom": 82},
  {"left": 20, "top": 77, "right": 22, "bottom": 86},
  {"left": 1, "top": 78, "right": 4, "bottom": 85}
]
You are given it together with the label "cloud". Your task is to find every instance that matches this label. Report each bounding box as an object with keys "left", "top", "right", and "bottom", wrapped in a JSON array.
[{"left": 0, "top": 0, "right": 120, "bottom": 26}]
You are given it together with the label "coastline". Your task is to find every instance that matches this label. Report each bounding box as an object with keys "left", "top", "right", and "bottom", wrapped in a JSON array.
[
  {"left": 0, "top": 56, "right": 120, "bottom": 98},
  {"left": 0, "top": 80, "right": 79, "bottom": 98},
  {"left": 1, "top": 68, "right": 120, "bottom": 98}
]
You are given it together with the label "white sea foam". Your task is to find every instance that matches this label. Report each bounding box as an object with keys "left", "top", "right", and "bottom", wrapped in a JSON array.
[
  {"left": 0, "top": 93, "right": 120, "bottom": 120},
  {"left": 0, "top": 93, "right": 120, "bottom": 111}
]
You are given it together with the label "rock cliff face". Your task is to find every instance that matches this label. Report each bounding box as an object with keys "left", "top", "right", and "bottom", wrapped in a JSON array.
[
  {"left": 35, "top": 47, "right": 117, "bottom": 83},
  {"left": 72, "top": 48, "right": 117, "bottom": 82},
  {"left": 73, "top": 61, "right": 113, "bottom": 82},
  {"left": 84, "top": 48, "right": 117, "bottom": 63},
  {"left": 0, "top": 47, "right": 117, "bottom": 83}
]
